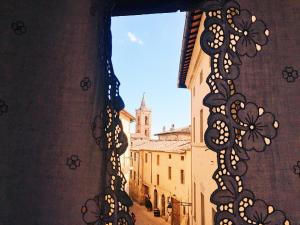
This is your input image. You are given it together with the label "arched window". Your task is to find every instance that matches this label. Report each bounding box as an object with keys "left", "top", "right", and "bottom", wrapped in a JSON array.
[{"left": 145, "top": 116, "right": 148, "bottom": 125}]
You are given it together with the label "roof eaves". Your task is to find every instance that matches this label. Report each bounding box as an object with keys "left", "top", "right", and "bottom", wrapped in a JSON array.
[
  {"left": 177, "top": 10, "right": 202, "bottom": 88},
  {"left": 120, "top": 109, "right": 136, "bottom": 122}
]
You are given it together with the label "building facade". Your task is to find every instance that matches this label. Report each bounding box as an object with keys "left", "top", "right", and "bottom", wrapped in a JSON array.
[
  {"left": 130, "top": 138, "right": 191, "bottom": 225},
  {"left": 178, "top": 12, "right": 217, "bottom": 225},
  {"left": 120, "top": 109, "right": 135, "bottom": 194},
  {"left": 129, "top": 97, "right": 192, "bottom": 225},
  {"left": 155, "top": 125, "right": 191, "bottom": 141}
]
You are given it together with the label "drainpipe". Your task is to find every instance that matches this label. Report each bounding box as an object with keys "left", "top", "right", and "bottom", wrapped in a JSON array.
[
  {"left": 151, "top": 152, "right": 153, "bottom": 184},
  {"left": 138, "top": 151, "right": 140, "bottom": 186}
]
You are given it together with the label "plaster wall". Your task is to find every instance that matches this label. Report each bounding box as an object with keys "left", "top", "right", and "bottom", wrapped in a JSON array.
[{"left": 185, "top": 14, "right": 218, "bottom": 225}]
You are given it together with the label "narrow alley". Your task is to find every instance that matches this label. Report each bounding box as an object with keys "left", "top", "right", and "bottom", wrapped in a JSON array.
[{"left": 131, "top": 203, "right": 170, "bottom": 225}]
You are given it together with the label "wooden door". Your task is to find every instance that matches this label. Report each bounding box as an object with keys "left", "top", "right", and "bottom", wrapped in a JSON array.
[{"left": 172, "top": 198, "right": 180, "bottom": 225}]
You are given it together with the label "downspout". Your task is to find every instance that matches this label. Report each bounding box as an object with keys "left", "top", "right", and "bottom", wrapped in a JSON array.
[
  {"left": 151, "top": 152, "right": 153, "bottom": 184},
  {"left": 138, "top": 151, "right": 140, "bottom": 186}
]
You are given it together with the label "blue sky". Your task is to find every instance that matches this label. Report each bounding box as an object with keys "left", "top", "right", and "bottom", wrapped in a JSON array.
[{"left": 112, "top": 12, "right": 190, "bottom": 135}]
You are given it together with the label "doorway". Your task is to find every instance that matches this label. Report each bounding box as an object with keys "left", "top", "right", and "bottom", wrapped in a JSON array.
[
  {"left": 154, "top": 189, "right": 158, "bottom": 209},
  {"left": 161, "top": 194, "right": 166, "bottom": 216},
  {"left": 171, "top": 197, "right": 180, "bottom": 225}
]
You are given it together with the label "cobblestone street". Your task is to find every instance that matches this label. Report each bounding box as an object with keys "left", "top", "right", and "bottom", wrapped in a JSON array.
[{"left": 131, "top": 202, "right": 170, "bottom": 225}]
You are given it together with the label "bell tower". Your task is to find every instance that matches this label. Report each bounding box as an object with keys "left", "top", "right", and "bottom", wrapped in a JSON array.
[{"left": 135, "top": 93, "right": 152, "bottom": 139}]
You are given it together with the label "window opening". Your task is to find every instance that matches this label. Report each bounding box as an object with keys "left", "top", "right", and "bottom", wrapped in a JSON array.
[{"left": 168, "top": 166, "right": 172, "bottom": 180}]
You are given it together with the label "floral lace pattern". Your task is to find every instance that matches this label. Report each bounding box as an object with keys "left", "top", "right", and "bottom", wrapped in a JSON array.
[
  {"left": 233, "top": 10, "right": 268, "bottom": 57},
  {"left": 82, "top": 198, "right": 102, "bottom": 225},
  {"left": 0, "top": 100, "right": 8, "bottom": 116},
  {"left": 81, "top": 6, "right": 133, "bottom": 225},
  {"left": 293, "top": 161, "right": 300, "bottom": 178},
  {"left": 237, "top": 103, "right": 277, "bottom": 152},
  {"left": 201, "top": 0, "right": 289, "bottom": 224},
  {"left": 282, "top": 66, "right": 298, "bottom": 83},
  {"left": 66, "top": 155, "right": 81, "bottom": 170},
  {"left": 11, "top": 21, "right": 27, "bottom": 35},
  {"left": 80, "top": 77, "right": 92, "bottom": 91}
]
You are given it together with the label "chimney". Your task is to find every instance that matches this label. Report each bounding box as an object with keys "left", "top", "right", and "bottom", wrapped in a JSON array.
[{"left": 170, "top": 124, "right": 175, "bottom": 131}]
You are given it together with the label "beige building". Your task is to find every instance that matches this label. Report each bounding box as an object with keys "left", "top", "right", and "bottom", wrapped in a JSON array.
[
  {"left": 177, "top": 11, "right": 217, "bottom": 225},
  {"left": 130, "top": 135, "right": 191, "bottom": 225},
  {"left": 155, "top": 125, "right": 191, "bottom": 141},
  {"left": 129, "top": 97, "right": 192, "bottom": 225},
  {"left": 120, "top": 109, "right": 135, "bottom": 194}
]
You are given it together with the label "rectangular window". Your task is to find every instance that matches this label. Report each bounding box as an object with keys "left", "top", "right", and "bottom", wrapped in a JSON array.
[
  {"left": 145, "top": 153, "right": 148, "bottom": 163},
  {"left": 168, "top": 154, "right": 171, "bottom": 159},
  {"left": 193, "top": 182, "right": 196, "bottom": 221},
  {"left": 134, "top": 152, "right": 136, "bottom": 161},
  {"left": 193, "top": 117, "right": 196, "bottom": 143},
  {"left": 157, "top": 154, "right": 160, "bottom": 165},
  {"left": 168, "top": 167, "right": 172, "bottom": 180},
  {"left": 200, "top": 109, "right": 204, "bottom": 143},
  {"left": 200, "top": 70, "right": 203, "bottom": 85},
  {"left": 180, "top": 169, "right": 185, "bottom": 184},
  {"left": 201, "top": 193, "right": 205, "bottom": 225},
  {"left": 181, "top": 155, "right": 184, "bottom": 161},
  {"left": 130, "top": 170, "right": 132, "bottom": 179},
  {"left": 157, "top": 174, "right": 160, "bottom": 185},
  {"left": 134, "top": 171, "right": 136, "bottom": 180}
]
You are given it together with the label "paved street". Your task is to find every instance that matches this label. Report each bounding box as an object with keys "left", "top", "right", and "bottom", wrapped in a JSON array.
[{"left": 131, "top": 202, "right": 170, "bottom": 225}]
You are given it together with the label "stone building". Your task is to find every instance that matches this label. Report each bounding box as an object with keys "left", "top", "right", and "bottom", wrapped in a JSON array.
[
  {"left": 130, "top": 140, "right": 191, "bottom": 225},
  {"left": 129, "top": 97, "right": 191, "bottom": 225},
  {"left": 155, "top": 125, "right": 191, "bottom": 141}
]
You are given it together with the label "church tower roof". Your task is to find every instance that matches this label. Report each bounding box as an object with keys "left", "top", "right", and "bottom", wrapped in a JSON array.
[
  {"left": 134, "top": 93, "right": 152, "bottom": 139},
  {"left": 139, "top": 93, "right": 149, "bottom": 110}
]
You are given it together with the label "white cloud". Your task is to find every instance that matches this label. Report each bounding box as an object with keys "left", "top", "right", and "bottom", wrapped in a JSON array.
[{"left": 127, "top": 32, "right": 143, "bottom": 45}]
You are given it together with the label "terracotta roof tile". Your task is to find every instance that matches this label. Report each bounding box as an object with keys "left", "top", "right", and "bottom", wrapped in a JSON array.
[{"left": 131, "top": 140, "right": 190, "bottom": 153}]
